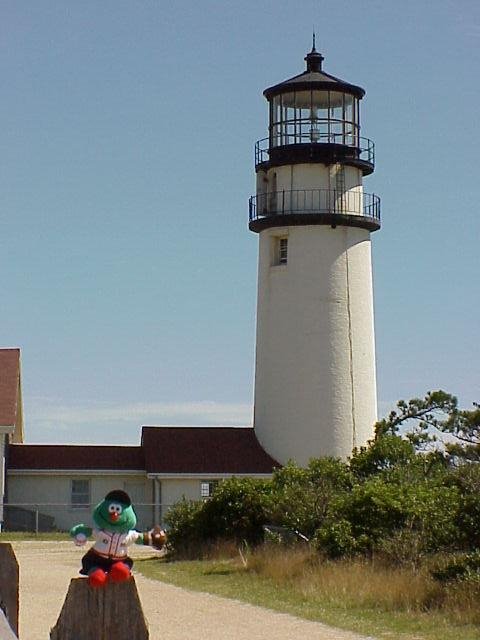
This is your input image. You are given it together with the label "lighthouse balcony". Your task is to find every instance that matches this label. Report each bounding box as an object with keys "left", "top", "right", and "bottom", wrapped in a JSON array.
[
  {"left": 249, "top": 188, "right": 381, "bottom": 233},
  {"left": 255, "top": 135, "right": 375, "bottom": 176}
]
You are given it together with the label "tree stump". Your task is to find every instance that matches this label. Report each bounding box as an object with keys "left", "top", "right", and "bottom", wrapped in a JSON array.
[
  {"left": 0, "top": 543, "right": 19, "bottom": 637},
  {"left": 50, "top": 578, "right": 149, "bottom": 640}
]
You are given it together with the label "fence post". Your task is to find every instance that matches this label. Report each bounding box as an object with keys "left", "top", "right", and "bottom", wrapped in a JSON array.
[
  {"left": 50, "top": 578, "right": 149, "bottom": 640},
  {"left": 35, "top": 506, "right": 39, "bottom": 535}
]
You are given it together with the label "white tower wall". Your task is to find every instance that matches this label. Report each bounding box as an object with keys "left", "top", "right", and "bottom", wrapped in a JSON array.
[{"left": 253, "top": 221, "right": 377, "bottom": 465}]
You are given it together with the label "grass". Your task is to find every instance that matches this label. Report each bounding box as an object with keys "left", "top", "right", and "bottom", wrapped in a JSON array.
[{"left": 136, "top": 545, "right": 480, "bottom": 640}]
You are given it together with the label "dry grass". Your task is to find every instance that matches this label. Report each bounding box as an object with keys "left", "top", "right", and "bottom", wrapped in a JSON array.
[
  {"left": 246, "top": 545, "right": 480, "bottom": 623},
  {"left": 442, "top": 578, "right": 480, "bottom": 625},
  {"left": 139, "top": 545, "right": 480, "bottom": 639},
  {"left": 166, "top": 538, "right": 246, "bottom": 562}
]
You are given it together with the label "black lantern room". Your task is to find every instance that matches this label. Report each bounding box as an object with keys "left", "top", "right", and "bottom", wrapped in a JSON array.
[
  {"left": 250, "top": 45, "right": 380, "bottom": 233},
  {"left": 256, "top": 45, "right": 374, "bottom": 175}
]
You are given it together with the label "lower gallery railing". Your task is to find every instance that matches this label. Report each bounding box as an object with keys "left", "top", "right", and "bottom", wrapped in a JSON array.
[{"left": 249, "top": 188, "right": 380, "bottom": 222}]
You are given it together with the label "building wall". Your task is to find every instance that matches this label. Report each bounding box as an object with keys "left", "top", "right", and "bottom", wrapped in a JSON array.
[
  {"left": 7, "top": 472, "right": 274, "bottom": 530},
  {"left": 256, "top": 163, "right": 363, "bottom": 205},
  {"left": 11, "top": 381, "right": 24, "bottom": 444},
  {"left": 160, "top": 478, "right": 202, "bottom": 506},
  {"left": 6, "top": 473, "right": 153, "bottom": 531}
]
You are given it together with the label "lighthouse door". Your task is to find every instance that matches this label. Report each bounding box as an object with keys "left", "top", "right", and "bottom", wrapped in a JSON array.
[
  {"left": 329, "top": 164, "right": 346, "bottom": 213},
  {"left": 269, "top": 172, "right": 277, "bottom": 214}
]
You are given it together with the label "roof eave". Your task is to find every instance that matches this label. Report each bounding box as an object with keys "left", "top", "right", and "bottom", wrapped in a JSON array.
[
  {"left": 146, "top": 472, "right": 274, "bottom": 479},
  {"left": 263, "top": 69, "right": 365, "bottom": 100},
  {"left": 7, "top": 468, "right": 145, "bottom": 476}
]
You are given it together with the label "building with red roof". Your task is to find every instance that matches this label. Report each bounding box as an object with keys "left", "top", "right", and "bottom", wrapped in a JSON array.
[
  {"left": 6, "top": 427, "right": 277, "bottom": 530},
  {"left": 2, "top": 349, "right": 278, "bottom": 531}
]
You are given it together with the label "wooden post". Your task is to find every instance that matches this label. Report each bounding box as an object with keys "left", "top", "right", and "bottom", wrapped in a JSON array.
[
  {"left": 0, "top": 611, "right": 18, "bottom": 640},
  {"left": 0, "top": 543, "right": 19, "bottom": 638},
  {"left": 50, "top": 578, "right": 149, "bottom": 640}
]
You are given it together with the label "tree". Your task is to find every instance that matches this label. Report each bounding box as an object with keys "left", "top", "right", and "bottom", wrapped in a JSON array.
[
  {"left": 370, "top": 390, "right": 480, "bottom": 463},
  {"left": 374, "top": 390, "right": 457, "bottom": 446},
  {"left": 440, "top": 403, "right": 480, "bottom": 462}
]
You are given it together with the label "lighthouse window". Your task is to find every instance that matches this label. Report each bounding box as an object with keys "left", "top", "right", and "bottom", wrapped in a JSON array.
[
  {"left": 344, "top": 94, "right": 355, "bottom": 145},
  {"left": 270, "top": 90, "right": 359, "bottom": 148},
  {"left": 278, "top": 237, "right": 288, "bottom": 265}
]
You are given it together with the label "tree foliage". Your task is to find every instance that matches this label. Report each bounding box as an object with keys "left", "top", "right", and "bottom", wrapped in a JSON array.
[
  {"left": 372, "top": 390, "right": 480, "bottom": 463},
  {"left": 269, "top": 458, "right": 352, "bottom": 538}
]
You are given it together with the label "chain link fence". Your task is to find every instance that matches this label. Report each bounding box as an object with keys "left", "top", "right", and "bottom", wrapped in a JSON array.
[{"left": 2, "top": 503, "right": 174, "bottom": 533}]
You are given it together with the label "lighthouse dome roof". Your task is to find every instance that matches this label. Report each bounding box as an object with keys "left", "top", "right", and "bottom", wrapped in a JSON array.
[{"left": 264, "top": 47, "right": 365, "bottom": 100}]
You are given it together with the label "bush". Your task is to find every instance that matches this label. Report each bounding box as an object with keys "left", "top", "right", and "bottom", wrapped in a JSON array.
[
  {"left": 350, "top": 434, "right": 417, "bottom": 479},
  {"left": 312, "top": 518, "right": 357, "bottom": 558},
  {"left": 314, "top": 479, "right": 460, "bottom": 558},
  {"left": 201, "top": 477, "right": 272, "bottom": 545},
  {"left": 447, "top": 464, "right": 480, "bottom": 549},
  {"left": 431, "top": 552, "right": 480, "bottom": 583},
  {"left": 374, "top": 528, "right": 428, "bottom": 568},
  {"left": 269, "top": 458, "right": 352, "bottom": 538},
  {"left": 164, "top": 498, "right": 206, "bottom": 556},
  {"left": 165, "top": 477, "right": 272, "bottom": 554}
]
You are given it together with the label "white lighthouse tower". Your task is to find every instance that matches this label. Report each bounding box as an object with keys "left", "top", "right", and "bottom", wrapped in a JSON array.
[{"left": 250, "top": 44, "right": 381, "bottom": 465}]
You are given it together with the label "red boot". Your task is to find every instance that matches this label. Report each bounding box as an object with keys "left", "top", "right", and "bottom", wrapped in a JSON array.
[
  {"left": 109, "top": 562, "right": 131, "bottom": 583},
  {"left": 88, "top": 568, "right": 107, "bottom": 588}
]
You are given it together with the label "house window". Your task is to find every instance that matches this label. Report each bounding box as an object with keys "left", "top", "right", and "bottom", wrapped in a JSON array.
[
  {"left": 200, "top": 481, "right": 217, "bottom": 499},
  {"left": 71, "top": 479, "right": 90, "bottom": 509}
]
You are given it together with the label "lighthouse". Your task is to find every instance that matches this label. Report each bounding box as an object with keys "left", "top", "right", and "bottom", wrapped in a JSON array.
[{"left": 250, "top": 44, "right": 381, "bottom": 465}]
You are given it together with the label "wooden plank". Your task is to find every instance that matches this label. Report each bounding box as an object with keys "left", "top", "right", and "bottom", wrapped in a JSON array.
[
  {"left": 0, "top": 544, "right": 19, "bottom": 637},
  {"left": 50, "top": 578, "right": 149, "bottom": 640}
]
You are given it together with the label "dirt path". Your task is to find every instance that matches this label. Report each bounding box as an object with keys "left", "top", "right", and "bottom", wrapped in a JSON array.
[{"left": 11, "top": 541, "right": 374, "bottom": 640}]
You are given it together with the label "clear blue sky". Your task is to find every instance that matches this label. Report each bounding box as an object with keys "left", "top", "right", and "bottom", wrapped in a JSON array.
[{"left": 2, "top": 1, "right": 479, "bottom": 443}]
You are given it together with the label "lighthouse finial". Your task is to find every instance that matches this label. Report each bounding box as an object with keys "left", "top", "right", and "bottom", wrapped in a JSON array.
[{"left": 305, "top": 31, "right": 324, "bottom": 71}]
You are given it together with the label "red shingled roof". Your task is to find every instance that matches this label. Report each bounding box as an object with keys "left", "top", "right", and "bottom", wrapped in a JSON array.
[
  {"left": 8, "top": 445, "right": 145, "bottom": 471},
  {"left": 0, "top": 349, "right": 20, "bottom": 427},
  {"left": 8, "top": 428, "right": 279, "bottom": 475},
  {"left": 141, "top": 426, "right": 279, "bottom": 474}
]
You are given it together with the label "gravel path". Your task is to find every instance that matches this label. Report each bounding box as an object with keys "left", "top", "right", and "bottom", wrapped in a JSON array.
[{"left": 11, "top": 541, "right": 374, "bottom": 640}]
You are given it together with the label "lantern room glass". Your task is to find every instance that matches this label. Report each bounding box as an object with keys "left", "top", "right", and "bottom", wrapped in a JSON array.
[{"left": 270, "top": 90, "right": 359, "bottom": 148}]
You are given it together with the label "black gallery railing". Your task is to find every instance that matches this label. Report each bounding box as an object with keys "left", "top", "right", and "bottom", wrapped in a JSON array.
[
  {"left": 249, "top": 189, "right": 381, "bottom": 223},
  {"left": 255, "top": 134, "right": 375, "bottom": 167}
]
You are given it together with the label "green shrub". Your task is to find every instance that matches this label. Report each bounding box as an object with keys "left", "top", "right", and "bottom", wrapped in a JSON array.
[
  {"left": 269, "top": 458, "right": 352, "bottom": 538},
  {"left": 312, "top": 518, "right": 357, "bottom": 558},
  {"left": 164, "top": 498, "right": 205, "bottom": 554},
  {"left": 447, "top": 464, "right": 480, "bottom": 550},
  {"left": 350, "top": 434, "right": 417, "bottom": 479},
  {"left": 314, "top": 479, "right": 460, "bottom": 558},
  {"left": 431, "top": 552, "right": 480, "bottom": 583},
  {"left": 165, "top": 477, "right": 272, "bottom": 553},
  {"left": 202, "top": 477, "right": 272, "bottom": 545}
]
